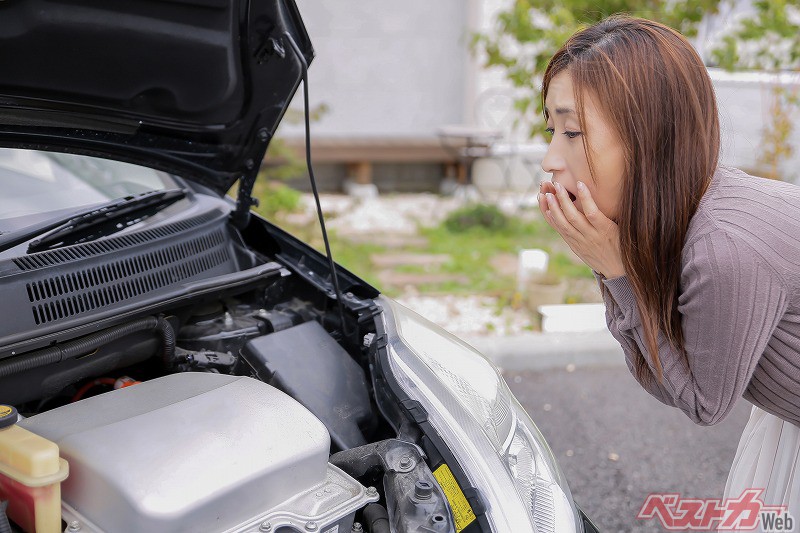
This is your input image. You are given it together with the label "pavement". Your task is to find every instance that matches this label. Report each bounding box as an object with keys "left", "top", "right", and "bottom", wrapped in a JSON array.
[{"left": 505, "top": 365, "right": 752, "bottom": 533}]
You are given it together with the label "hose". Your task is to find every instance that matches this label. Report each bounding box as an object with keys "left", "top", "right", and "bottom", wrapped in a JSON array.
[
  {"left": 362, "top": 503, "right": 390, "bottom": 533},
  {"left": 0, "top": 500, "right": 12, "bottom": 533},
  {"left": 0, "top": 316, "right": 175, "bottom": 379},
  {"left": 159, "top": 317, "right": 176, "bottom": 365}
]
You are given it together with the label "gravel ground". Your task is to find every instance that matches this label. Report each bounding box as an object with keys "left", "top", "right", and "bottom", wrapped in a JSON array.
[
  {"left": 392, "top": 294, "right": 535, "bottom": 337},
  {"left": 323, "top": 193, "right": 464, "bottom": 235},
  {"left": 304, "top": 193, "right": 539, "bottom": 336},
  {"left": 290, "top": 192, "right": 593, "bottom": 337}
]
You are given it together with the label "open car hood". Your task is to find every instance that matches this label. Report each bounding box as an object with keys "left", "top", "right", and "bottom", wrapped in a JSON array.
[{"left": 0, "top": 0, "right": 312, "bottom": 200}]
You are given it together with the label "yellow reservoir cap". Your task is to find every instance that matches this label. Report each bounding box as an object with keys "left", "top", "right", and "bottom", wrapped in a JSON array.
[{"left": 0, "top": 405, "right": 16, "bottom": 427}]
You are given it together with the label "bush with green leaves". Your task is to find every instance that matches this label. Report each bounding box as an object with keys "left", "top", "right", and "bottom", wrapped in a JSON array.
[{"left": 443, "top": 203, "right": 509, "bottom": 232}]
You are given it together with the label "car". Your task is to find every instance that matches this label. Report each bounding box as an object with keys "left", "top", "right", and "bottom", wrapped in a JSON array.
[{"left": 0, "top": 2, "right": 599, "bottom": 532}]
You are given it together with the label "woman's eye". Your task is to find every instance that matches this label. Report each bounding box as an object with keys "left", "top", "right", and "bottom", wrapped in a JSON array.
[
  {"left": 544, "top": 127, "right": 555, "bottom": 136},
  {"left": 564, "top": 131, "right": 582, "bottom": 139}
]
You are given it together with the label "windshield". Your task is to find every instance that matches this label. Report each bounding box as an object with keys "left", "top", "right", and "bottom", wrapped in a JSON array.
[{"left": 0, "top": 148, "right": 174, "bottom": 220}]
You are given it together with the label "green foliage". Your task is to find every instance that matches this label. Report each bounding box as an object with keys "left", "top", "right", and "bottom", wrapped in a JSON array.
[
  {"left": 755, "top": 86, "right": 799, "bottom": 178},
  {"left": 443, "top": 203, "right": 509, "bottom": 232},
  {"left": 417, "top": 214, "right": 594, "bottom": 294},
  {"left": 712, "top": 0, "right": 800, "bottom": 70},
  {"left": 471, "top": 0, "right": 799, "bottom": 146},
  {"left": 251, "top": 180, "right": 302, "bottom": 218},
  {"left": 710, "top": 0, "right": 800, "bottom": 177},
  {"left": 470, "top": 0, "right": 721, "bottom": 138},
  {"left": 278, "top": 210, "right": 594, "bottom": 299}
]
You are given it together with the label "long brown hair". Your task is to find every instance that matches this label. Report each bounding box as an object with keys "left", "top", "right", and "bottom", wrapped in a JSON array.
[{"left": 542, "top": 15, "right": 720, "bottom": 385}]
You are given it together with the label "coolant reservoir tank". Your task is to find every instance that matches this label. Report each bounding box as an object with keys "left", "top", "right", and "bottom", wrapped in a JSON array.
[{"left": 0, "top": 405, "right": 68, "bottom": 533}]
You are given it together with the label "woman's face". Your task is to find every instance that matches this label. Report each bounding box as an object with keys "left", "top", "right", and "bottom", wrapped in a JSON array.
[{"left": 541, "top": 70, "right": 626, "bottom": 222}]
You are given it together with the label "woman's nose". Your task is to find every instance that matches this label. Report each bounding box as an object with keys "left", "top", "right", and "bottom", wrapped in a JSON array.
[{"left": 540, "top": 141, "right": 563, "bottom": 174}]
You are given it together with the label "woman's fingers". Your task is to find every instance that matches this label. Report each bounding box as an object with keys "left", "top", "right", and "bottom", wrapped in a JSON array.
[
  {"left": 537, "top": 179, "right": 623, "bottom": 276},
  {"left": 553, "top": 181, "right": 592, "bottom": 232},
  {"left": 575, "top": 181, "right": 612, "bottom": 229},
  {"left": 544, "top": 181, "right": 590, "bottom": 238},
  {"left": 538, "top": 181, "right": 556, "bottom": 221},
  {"left": 544, "top": 191, "right": 580, "bottom": 237}
]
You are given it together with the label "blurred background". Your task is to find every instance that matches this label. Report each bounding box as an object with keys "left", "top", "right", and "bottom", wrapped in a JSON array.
[
  {"left": 249, "top": 2, "right": 800, "bottom": 531},
  {"left": 252, "top": 0, "right": 800, "bottom": 334},
  {"left": 278, "top": 0, "right": 800, "bottom": 187}
]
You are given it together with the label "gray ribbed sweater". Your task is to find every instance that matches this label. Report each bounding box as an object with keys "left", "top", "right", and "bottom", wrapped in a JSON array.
[{"left": 595, "top": 165, "right": 800, "bottom": 427}]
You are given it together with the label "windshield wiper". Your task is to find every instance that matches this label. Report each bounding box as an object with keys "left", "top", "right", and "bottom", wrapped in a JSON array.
[{"left": 24, "top": 189, "right": 186, "bottom": 254}]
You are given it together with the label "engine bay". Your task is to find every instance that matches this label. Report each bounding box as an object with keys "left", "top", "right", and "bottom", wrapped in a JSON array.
[{"left": 0, "top": 207, "right": 460, "bottom": 533}]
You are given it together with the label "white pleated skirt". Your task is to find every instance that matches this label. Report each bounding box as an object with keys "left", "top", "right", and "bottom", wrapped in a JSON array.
[{"left": 724, "top": 403, "right": 800, "bottom": 532}]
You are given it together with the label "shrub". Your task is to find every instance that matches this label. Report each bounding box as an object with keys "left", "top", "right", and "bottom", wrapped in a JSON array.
[
  {"left": 256, "top": 181, "right": 302, "bottom": 218},
  {"left": 443, "top": 204, "right": 509, "bottom": 232}
]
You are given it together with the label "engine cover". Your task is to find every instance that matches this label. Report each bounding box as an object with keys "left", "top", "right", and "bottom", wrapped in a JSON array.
[{"left": 20, "top": 373, "right": 375, "bottom": 532}]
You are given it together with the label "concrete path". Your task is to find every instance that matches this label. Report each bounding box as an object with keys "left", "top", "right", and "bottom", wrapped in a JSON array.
[{"left": 465, "top": 329, "right": 626, "bottom": 371}]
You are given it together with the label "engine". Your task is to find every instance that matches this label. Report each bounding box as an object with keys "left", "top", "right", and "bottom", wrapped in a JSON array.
[
  {"left": 16, "top": 373, "right": 377, "bottom": 533},
  {"left": 0, "top": 212, "right": 456, "bottom": 533}
]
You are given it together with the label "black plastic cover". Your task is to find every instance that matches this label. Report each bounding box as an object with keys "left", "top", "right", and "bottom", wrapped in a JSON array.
[
  {"left": 242, "top": 320, "right": 372, "bottom": 451},
  {"left": 0, "top": 203, "right": 242, "bottom": 357}
]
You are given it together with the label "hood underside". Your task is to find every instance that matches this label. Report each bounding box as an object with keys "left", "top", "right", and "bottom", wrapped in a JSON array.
[{"left": 0, "top": 0, "right": 312, "bottom": 196}]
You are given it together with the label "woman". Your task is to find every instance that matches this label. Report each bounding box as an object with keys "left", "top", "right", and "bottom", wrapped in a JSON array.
[{"left": 537, "top": 15, "right": 800, "bottom": 526}]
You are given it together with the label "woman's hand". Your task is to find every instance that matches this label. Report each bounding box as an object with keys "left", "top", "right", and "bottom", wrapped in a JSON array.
[{"left": 538, "top": 180, "right": 626, "bottom": 279}]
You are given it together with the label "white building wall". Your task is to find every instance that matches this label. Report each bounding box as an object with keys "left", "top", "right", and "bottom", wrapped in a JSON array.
[
  {"left": 283, "top": 1, "right": 471, "bottom": 138},
  {"left": 712, "top": 69, "right": 800, "bottom": 182},
  {"left": 285, "top": 2, "right": 800, "bottom": 182}
]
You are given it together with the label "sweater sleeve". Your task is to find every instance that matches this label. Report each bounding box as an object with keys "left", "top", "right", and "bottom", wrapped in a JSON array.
[
  {"left": 593, "top": 270, "right": 680, "bottom": 408},
  {"left": 598, "top": 230, "right": 788, "bottom": 425}
]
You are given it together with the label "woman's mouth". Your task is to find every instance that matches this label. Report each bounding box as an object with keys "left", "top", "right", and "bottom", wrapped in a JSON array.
[{"left": 567, "top": 190, "right": 577, "bottom": 203}]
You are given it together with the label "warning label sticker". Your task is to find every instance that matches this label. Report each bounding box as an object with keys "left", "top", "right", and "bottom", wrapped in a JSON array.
[{"left": 433, "top": 463, "right": 476, "bottom": 532}]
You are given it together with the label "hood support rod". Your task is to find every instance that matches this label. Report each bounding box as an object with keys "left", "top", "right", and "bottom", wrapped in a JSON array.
[{"left": 284, "top": 32, "right": 349, "bottom": 340}]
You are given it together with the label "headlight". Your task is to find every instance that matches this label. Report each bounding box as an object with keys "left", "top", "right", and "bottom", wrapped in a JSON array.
[{"left": 380, "top": 297, "right": 581, "bottom": 533}]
